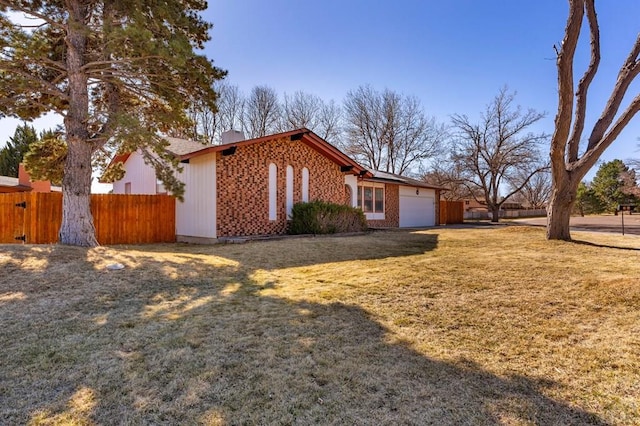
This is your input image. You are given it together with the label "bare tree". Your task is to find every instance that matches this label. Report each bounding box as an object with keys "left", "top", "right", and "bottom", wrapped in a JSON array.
[
  {"left": 185, "top": 82, "right": 245, "bottom": 144},
  {"left": 547, "top": 0, "right": 640, "bottom": 240},
  {"left": 316, "top": 99, "right": 343, "bottom": 145},
  {"left": 217, "top": 83, "right": 245, "bottom": 136},
  {"left": 281, "top": 91, "right": 343, "bottom": 144},
  {"left": 343, "top": 85, "right": 443, "bottom": 175},
  {"left": 282, "top": 91, "right": 321, "bottom": 130},
  {"left": 509, "top": 166, "right": 552, "bottom": 209},
  {"left": 423, "top": 164, "right": 471, "bottom": 201},
  {"left": 448, "top": 88, "right": 548, "bottom": 222},
  {"left": 243, "top": 85, "right": 280, "bottom": 138}
]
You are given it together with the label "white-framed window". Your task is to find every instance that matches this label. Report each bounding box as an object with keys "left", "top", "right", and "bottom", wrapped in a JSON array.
[
  {"left": 124, "top": 182, "right": 132, "bottom": 194},
  {"left": 357, "top": 184, "right": 384, "bottom": 213},
  {"left": 269, "top": 163, "right": 277, "bottom": 220},
  {"left": 301, "top": 167, "right": 309, "bottom": 202},
  {"left": 286, "top": 165, "right": 294, "bottom": 217}
]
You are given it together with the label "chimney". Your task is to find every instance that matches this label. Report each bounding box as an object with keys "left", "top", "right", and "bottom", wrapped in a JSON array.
[
  {"left": 221, "top": 129, "right": 245, "bottom": 145},
  {"left": 18, "top": 163, "right": 51, "bottom": 192}
]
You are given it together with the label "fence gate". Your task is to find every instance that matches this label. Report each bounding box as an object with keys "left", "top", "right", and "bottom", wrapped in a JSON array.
[{"left": 0, "top": 193, "right": 28, "bottom": 244}]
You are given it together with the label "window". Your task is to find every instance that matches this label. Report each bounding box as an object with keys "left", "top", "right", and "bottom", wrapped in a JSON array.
[
  {"left": 375, "top": 188, "right": 384, "bottom": 212},
  {"left": 286, "top": 165, "right": 294, "bottom": 217},
  {"left": 301, "top": 167, "right": 309, "bottom": 202},
  {"left": 124, "top": 182, "right": 131, "bottom": 194},
  {"left": 357, "top": 184, "right": 384, "bottom": 213},
  {"left": 269, "top": 163, "right": 277, "bottom": 220}
]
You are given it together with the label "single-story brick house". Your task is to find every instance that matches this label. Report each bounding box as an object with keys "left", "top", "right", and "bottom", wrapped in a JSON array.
[{"left": 108, "top": 128, "right": 440, "bottom": 242}]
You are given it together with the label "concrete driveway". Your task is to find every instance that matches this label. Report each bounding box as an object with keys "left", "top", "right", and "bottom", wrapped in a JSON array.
[{"left": 512, "top": 214, "right": 640, "bottom": 236}]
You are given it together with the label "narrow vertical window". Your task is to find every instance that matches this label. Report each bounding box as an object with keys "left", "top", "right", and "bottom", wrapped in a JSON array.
[
  {"left": 286, "top": 165, "right": 294, "bottom": 217},
  {"left": 125, "top": 182, "right": 131, "bottom": 194},
  {"left": 269, "top": 163, "right": 277, "bottom": 220},
  {"left": 363, "top": 187, "right": 373, "bottom": 212},
  {"left": 357, "top": 185, "right": 362, "bottom": 209},
  {"left": 301, "top": 167, "right": 309, "bottom": 202},
  {"left": 375, "top": 187, "right": 384, "bottom": 212}
]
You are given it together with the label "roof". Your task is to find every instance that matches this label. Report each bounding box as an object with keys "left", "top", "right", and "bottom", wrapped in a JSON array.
[
  {"left": 107, "top": 137, "right": 209, "bottom": 169},
  {"left": 0, "top": 175, "right": 32, "bottom": 192},
  {"left": 364, "top": 168, "right": 443, "bottom": 190},
  {"left": 178, "top": 128, "right": 371, "bottom": 177},
  {"left": 164, "top": 137, "right": 209, "bottom": 156}
]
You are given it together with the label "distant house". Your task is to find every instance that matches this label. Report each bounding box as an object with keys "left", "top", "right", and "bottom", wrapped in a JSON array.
[
  {"left": 107, "top": 128, "right": 440, "bottom": 242},
  {"left": 0, "top": 164, "right": 59, "bottom": 193}
]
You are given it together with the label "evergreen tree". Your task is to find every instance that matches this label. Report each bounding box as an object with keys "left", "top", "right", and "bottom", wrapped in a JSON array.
[
  {"left": 0, "top": 1, "right": 226, "bottom": 246},
  {"left": 591, "top": 160, "right": 638, "bottom": 213},
  {"left": 0, "top": 124, "right": 37, "bottom": 177},
  {"left": 574, "top": 181, "right": 604, "bottom": 216}
]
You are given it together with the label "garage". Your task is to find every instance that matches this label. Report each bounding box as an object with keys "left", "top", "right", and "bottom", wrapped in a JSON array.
[{"left": 399, "top": 186, "right": 435, "bottom": 227}]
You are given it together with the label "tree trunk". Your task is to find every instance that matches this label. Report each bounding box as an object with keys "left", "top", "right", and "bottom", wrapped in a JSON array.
[
  {"left": 490, "top": 208, "right": 499, "bottom": 223},
  {"left": 59, "top": 140, "right": 98, "bottom": 246},
  {"left": 546, "top": 174, "right": 579, "bottom": 241},
  {"left": 59, "top": 0, "right": 98, "bottom": 247}
]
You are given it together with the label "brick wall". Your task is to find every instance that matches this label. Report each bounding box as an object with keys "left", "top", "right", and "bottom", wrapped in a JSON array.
[
  {"left": 216, "top": 137, "right": 347, "bottom": 237},
  {"left": 366, "top": 183, "right": 400, "bottom": 228}
]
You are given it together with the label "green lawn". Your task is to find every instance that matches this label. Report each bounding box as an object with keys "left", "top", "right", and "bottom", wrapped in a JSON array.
[{"left": 1, "top": 226, "right": 639, "bottom": 425}]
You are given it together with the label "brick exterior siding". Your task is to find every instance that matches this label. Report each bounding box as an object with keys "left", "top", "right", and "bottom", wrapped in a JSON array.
[
  {"left": 216, "top": 137, "right": 347, "bottom": 237},
  {"left": 366, "top": 183, "right": 400, "bottom": 228}
]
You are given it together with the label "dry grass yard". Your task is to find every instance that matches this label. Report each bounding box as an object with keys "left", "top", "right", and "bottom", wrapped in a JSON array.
[{"left": 1, "top": 226, "right": 639, "bottom": 425}]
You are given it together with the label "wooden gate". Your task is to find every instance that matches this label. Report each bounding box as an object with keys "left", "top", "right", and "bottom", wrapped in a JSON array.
[{"left": 0, "top": 193, "right": 27, "bottom": 243}]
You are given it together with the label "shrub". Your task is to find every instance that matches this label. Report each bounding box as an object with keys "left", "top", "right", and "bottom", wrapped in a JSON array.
[{"left": 288, "top": 200, "right": 368, "bottom": 235}]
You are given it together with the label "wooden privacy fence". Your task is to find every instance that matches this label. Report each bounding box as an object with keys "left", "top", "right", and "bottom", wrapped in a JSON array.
[
  {"left": 440, "top": 200, "right": 464, "bottom": 225},
  {"left": 0, "top": 193, "right": 175, "bottom": 245}
]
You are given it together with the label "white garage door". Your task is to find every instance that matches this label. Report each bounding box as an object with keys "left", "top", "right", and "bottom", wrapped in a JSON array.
[{"left": 399, "top": 191, "right": 435, "bottom": 228}]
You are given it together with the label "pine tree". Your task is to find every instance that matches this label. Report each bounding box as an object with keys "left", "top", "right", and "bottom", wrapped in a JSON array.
[
  {"left": 0, "top": 1, "right": 226, "bottom": 246},
  {"left": 0, "top": 124, "right": 37, "bottom": 177}
]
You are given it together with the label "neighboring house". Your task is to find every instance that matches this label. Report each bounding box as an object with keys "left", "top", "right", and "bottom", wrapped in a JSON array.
[
  {"left": 108, "top": 128, "right": 440, "bottom": 242},
  {"left": 0, "top": 164, "right": 60, "bottom": 193}
]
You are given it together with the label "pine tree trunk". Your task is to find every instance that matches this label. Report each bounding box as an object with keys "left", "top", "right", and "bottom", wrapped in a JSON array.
[
  {"left": 546, "top": 175, "right": 579, "bottom": 241},
  {"left": 59, "top": 140, "right": 98, "bottom": 246},
  {"left": 59, "top": 0, "right": 98, "bottom": 247}
]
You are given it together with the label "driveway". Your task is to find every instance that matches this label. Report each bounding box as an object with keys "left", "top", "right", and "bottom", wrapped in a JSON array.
[{"left": 511, "top": 214, "right": 640, "bottom": 236}]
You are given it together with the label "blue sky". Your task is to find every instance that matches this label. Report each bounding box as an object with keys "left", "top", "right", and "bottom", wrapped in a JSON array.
[{"left": 1, "top": 0, "right": 639, "bottom": 183}]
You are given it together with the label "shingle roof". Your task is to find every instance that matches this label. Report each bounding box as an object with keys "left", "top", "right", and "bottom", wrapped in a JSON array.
[
  {"left": 164, "top": 137, "right": 209, "bottom": 156},
  {"left": 365, "top": 168, "right": 443, "bottom": 190}
]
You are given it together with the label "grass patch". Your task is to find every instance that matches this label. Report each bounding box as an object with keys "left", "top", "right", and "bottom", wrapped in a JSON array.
[{"left": 1, "top": 226, "right": 639, "bottom": 424}]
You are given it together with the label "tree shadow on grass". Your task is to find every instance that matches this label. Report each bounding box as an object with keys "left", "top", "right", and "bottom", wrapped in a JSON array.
[{"left": 0, "top": 232, "right": 610, "bottom": 425}]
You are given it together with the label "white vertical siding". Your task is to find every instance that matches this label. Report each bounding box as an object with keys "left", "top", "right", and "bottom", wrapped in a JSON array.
[
  {"left": 176, "top": 154, "right": 217, "bottom": 239},
  {"left": 112, "top": 151, "right": 158, "bottom": 194},
  {"left": 286, "top": 165, "right": 294, "bottom": 217}
]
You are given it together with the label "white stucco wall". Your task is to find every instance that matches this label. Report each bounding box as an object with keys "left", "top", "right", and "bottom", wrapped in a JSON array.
[
  {"left": 112, "top": 151, "right": 158, "bottom": 194},
  {"left": 344, "top": 174, "right": 358, "bottom": 207},
  {"left": 175, "top": 153, "right": 217, "bottom": 240}
]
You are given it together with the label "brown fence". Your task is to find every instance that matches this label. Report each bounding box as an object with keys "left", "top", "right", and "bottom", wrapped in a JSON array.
[
  {"left": 440, "top": 200, "right": 464, "bottom": 225},
  {"left": 0, "top": 193, "right": 175, "bottom": 245}
]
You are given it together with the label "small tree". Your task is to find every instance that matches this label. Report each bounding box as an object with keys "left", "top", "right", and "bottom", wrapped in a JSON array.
[
  {"left": 574, "top": 181, "right": 603, "bottom": 216},
  {"left": 508, "top": 165, "right": 552, "bottom": 209},
  {"left": 448, "top": 88, "right": 548, "bottom": 222},
  {"left": 591, "top": 159, "right": 639, "bottom": 212},
  {"left": 0, "top": 124, "right": 37, "bottom": 177}
]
